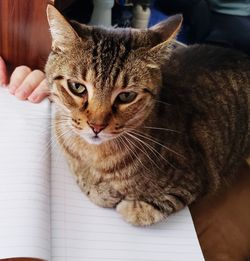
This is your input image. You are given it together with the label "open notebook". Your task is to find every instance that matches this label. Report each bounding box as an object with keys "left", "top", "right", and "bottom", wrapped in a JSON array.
[{"left": 0, "top": 87, "right": 204, "bottom": 261}]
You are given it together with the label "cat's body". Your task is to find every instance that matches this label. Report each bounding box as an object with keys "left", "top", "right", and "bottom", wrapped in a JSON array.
[
  {"left": 164, "top": 45, "right": 250, "bottom": 187},
  {"left": 46, "top": 6, "right": 250, "bottom": 225}
]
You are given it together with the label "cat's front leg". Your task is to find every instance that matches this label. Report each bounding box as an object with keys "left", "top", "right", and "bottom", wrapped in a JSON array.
[
  {"left": 116, "top": 193, "right": 188, "bottom": 226},
  {"left": 77, "top": 176, "right": 123, "bottom": 208},
  {"left": 116, "top": 200, "right": 166, "bottom": 226}
]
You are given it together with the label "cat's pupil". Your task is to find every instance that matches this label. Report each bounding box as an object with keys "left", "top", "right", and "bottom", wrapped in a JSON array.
[
  {"left": 74, "top": 83, "right": 80, "bottom": 89},
  {"left": 72, "top": 83, "right": 84, "bottom": 92}
]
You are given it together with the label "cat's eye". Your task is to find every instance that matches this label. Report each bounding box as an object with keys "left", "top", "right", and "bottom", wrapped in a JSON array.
[
  {"left": 68, "top": 81, "right": 87, "bottom": 96},
  {"left": 116, "top": 92, "right": 137, "bottom": 104}
]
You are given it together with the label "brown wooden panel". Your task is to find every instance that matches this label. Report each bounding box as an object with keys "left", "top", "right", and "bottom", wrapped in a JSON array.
[
  {"left": 0, "top": 0, "right": 53, "bottom": 74},
  {"left": 190, "top": 162, "right": 250, "bottom": 260},
  {"left": 1, "top": 257, "right": 41, "bottom": 261}
]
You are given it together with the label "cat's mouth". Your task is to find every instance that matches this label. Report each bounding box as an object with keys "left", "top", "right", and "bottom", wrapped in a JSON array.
[
  {"left": 70, "top": 125, "right": 119, "bottom": 145},
  {"left": 79, "top": 131, "right": 116, "bottom": 145},
  {"left": 88, "top": 135, "right": 103, "bottom": 145}
]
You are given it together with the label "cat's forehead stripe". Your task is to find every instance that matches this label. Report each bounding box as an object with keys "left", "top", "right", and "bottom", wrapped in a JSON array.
[
  {"left": 121, "top": 74, "right": 129, "bottom": 89},
  {"left": 112, "top": 35, "right": 132, "bottom": 87},
  {"left": 91, "top": 30, "right": 104, "bottom": 77},
  {"left": 90, "top": 28, "right": 132, "bottom": 89}
]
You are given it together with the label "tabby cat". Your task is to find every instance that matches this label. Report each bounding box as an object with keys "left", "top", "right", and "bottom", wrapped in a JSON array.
[{"left": 45, "top": 5, "right": 250, "bottom": 226}]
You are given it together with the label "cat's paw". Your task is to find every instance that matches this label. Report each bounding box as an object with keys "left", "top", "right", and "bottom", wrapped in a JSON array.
[
  {"left": 116, "top": 200, "right": 165, "bottom": 226},
  {"left": 78, "top": 179, "right": 122, "bottom": 208},
  {"left": 87, "top": 188, "right": 122, "bottom": 208}
]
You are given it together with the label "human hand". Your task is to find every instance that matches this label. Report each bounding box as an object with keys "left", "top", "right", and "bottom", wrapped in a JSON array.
[{"left": 0, "top": 56, "right": 50, "bottom": 103}]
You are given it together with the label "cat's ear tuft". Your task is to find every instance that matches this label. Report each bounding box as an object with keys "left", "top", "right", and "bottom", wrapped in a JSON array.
[
  {"left": 46, "top": 4, "right": 80, "bottom": 52},
  {"left": 150, "top": 14, "right": 183, "bottom": 43}
]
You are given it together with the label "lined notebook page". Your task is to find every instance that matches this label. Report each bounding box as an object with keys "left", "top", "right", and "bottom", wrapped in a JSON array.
[
  {"left": 51, "top": 129, "right": 204, "bottom": 261},
  {"left": 0, "top": 87, "right": 51, "bottom": 260}
]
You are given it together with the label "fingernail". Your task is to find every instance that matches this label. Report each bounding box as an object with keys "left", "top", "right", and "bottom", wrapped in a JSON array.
[
  {"left": 9, "top": 85, "right": 17, "bottom": 94},
  {"left": 0, "top": 81, "right": 7, "bottom": 87},
  {"left": 15, "top": 91, "right": 26, "bottom": 100},
  {"left": 28, "top": 95, "right": 38, "bottom": 103}
]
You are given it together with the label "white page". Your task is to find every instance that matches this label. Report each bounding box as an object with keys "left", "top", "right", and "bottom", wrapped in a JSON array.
[
  {"left": 50, "top": 115, "right": 204, "bottom": 261},
  {"left": 0, "top": 87, "right": 51, "bottom": 260}
]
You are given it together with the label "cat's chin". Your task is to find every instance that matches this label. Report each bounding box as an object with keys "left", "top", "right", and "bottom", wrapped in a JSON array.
[
  {"left": 72, "top": 127, "right": 117, "bottom": 145},
  {"left": 84, "top": 136, "right": 105, "bottom": 145},
  {"left": 79, "top": 133, "right": 114, "bottom": 145}
]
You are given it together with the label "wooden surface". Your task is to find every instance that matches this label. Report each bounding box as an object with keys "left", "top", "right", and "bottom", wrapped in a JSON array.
[
  {"left": 1, "top": 257, "right": 41, "bottom": 261},
  {"left": 190, "top": 162, "right": 250, "bottom": 261},
  {"left": 0, "top": 0, "right": 52, "bottom": 74}
]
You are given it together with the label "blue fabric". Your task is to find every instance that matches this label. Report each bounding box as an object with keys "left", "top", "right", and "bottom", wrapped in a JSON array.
[
  {"left": 208, "top": 0, "right": 250, "bottom": 16},
  {"left": 205, "top": 12, "right": 250, "bottom": 54},
  {"left": 149, "top": 5, "right": 188, "bottom": 43}
]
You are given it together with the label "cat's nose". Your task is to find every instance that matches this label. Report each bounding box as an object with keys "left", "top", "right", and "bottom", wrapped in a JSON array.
[{"left": 88, "top": 122, "right": 107, "bottom": 135}]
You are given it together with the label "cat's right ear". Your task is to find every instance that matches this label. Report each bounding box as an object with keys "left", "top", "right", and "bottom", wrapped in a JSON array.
[{"left": 46, "top": 4, "right": 80, "bottom": 52}]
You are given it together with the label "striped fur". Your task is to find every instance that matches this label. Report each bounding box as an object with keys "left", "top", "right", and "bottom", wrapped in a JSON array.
[{"left": 45, "top": 6, "right": 250, "bottom": 226}]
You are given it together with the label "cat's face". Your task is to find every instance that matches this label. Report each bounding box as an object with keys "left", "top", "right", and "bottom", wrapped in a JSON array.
[{"left": 45, "top": 5, "right": 182, "bottom": 145}]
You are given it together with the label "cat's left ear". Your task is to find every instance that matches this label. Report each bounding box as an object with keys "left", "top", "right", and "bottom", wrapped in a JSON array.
[
  {"left": 46, "top": 4, "right": 80, "bottom": 52},
  {"left": 148, "top": 15, "right": 183, "bottom": 58},
  {"left": 150, "top": 15, "right": 183, "bottom": 42}
]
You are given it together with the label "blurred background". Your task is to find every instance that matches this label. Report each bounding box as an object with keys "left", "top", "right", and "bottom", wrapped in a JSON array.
[
  {"left": 0, "top": 0, "right": 249, "bottom": 73},
  {"left": 56, "top": 0, "right": 250, "bottom": 55}
]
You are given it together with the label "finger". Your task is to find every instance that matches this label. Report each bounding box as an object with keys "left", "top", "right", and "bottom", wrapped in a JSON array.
[
  {"left": 0, "top": 56, "right": 8, "bottom": 86},
  {"left": 9, "top": 66, "right": 32, "bottom": 94},
  {"left": 28, "top": 79, "right": 50, "bottom": 103},
  {"left": 15, "top": 70, "right": 45, "bottom": 100}
]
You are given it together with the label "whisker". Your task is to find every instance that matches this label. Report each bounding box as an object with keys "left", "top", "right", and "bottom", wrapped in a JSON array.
[
  {"left": 142, "top": 126, "right": 181, "bottom": 134},
  {"left": 128, "top": 129, "right": 185, "bottom": 159},
  {"left": 39, "top": 127, "right": 72, "bottom": 164},
  {"left": 154, "top": 99, "right": 172, "bottom": 107},
  {"left": 123, "top": 133, "right": 168, "bottom": 198},
  {"left": 125, "top": 131, "right": 177, "bottom": 170},
  {"left": 52, "top": 127, "right": 74, "bottom": 155},
  {"left": 118, "top": 136, "right": 138, "bottom": 174},
  {"left": 124, "top": 132, "right": 162, "bottom": 171},
  {"left": 116, "top": 136, "right": 157, "bottom": 197},
  {"left": 124, "top": 134, "right": 153, "bottom": 173}
]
